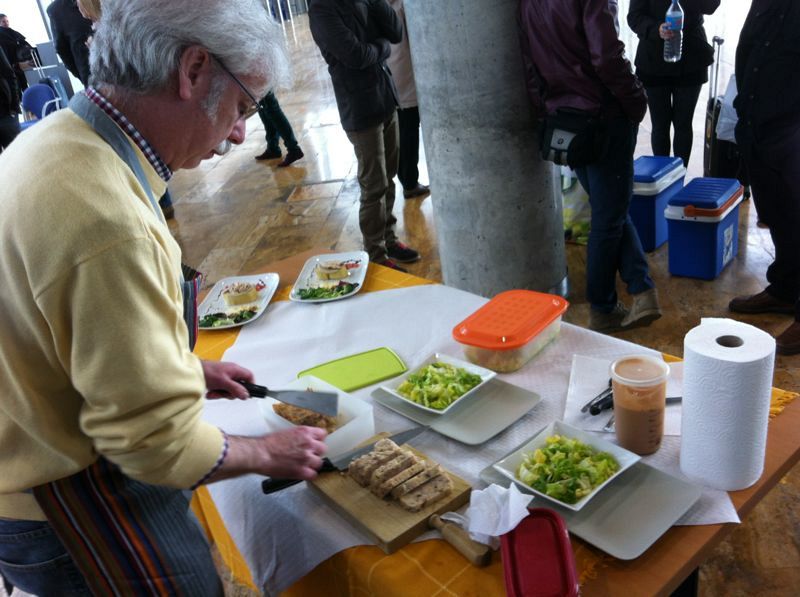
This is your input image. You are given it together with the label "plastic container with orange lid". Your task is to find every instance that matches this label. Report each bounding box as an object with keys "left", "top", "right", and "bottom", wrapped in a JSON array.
[{"left": 452, "top": 290, "right": 568, "bottom": 373}]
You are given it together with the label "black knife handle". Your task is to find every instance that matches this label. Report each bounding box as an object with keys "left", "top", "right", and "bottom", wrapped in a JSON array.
[
  {"left": 236, "top": 380, "right": 268, "bottom": 398},
  {"left": 261, "top": 458, "right": 338, "bottom": 495},
  {"left": 589, "top": 393, "right": 614, "bottom": 415}
]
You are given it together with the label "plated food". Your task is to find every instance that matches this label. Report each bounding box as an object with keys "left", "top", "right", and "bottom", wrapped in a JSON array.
[
  {"left": 290, "top": 251, "right": 369, "bottom": 304},
  {"left": 380, "top": 353, "right": 496, "bottom": 415},
  {"left": 516, "top": 435, "right": 619, "bottom": 505},
  {"left": 258, "top": 376, "right": 374, "bottom": 460},
  {"left": 396, "top": 362, "right": 482, "bottom": 410},
  {"left": 492, "top": 421, "right": 639, "bottom": 511},
  {"left": 272, "top": 402, "right": 340, "bottom": 433},
  {"left": 197, "top": 273, "right": 279, "bottom": 330},
  {"left": 347, "top": 438, "right": 453, "bottom": 512}
]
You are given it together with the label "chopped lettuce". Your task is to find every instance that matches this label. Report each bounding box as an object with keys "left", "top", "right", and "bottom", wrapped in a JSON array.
[
  {"left": 516, "top": 435, "right": 620, "bottom": 504},
  {"left": 396, "top": 362, "right": 483, "bottom": 410}
]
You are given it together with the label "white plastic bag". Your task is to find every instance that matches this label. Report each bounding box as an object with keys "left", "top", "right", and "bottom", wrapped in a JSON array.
[{"left": 716, "top": 74, "right": 738, "bottom": 143}]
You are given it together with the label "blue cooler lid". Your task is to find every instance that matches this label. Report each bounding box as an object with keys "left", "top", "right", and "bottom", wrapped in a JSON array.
[
  {"left": 633, "top": 156, "right": 684, "bottom": 183},
  {"left": 668, "top": 177, "right": 741, "bottom": 209}
]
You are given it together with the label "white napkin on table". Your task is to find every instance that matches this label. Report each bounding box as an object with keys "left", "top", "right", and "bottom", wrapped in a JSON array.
[{"left": 440, "top": 484, "right": 531, "bottom": 549}]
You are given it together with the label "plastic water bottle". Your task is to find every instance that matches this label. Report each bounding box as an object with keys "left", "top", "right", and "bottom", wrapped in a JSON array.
[{"left": 664, "top": 0, "right": 684, "bottom": 63}]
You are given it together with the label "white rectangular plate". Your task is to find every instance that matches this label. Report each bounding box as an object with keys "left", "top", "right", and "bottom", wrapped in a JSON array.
[
  {"left": 480, "top": 452, "right": 701, "bottom": 560},
  {"left": 379, "top": 353, "right": 496, "bottom": 415},
  {"left": 492, "top": 420, "right": 640, "bottom": 512},
  {"left": 289, "top": 251, "right": 369, "bottom": 304},
  {"left": 258, "top": 375, "right": 374, "bottom": 459},
  {"left": 372, "top": 377, "right": 540, "bottom": 445},
  {"left": 198, "top": 273, "right": 279, "bottom": 330}
]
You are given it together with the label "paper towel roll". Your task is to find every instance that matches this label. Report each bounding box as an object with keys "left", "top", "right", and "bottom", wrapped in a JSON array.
[{"left": 679, "top": 318, "right": 775, "bottom": 491}]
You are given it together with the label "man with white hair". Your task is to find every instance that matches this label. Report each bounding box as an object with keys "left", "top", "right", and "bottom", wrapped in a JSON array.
[{"left": 0, "top": 1, "right": 327, "bottom": 594}]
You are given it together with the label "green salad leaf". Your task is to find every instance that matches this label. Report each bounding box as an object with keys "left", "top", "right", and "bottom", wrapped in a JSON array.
[
  {"left": 199, "top": 307, "right": 258, "bottom": 328},
  {"left": 298, "top": 282, "right": 359, "bottom": 300},
  {"left": 396, "top": 362, "right": 483, "bottom": 410},
  {"left": 516, "top": 435, "right": 620, "bottom": 504}
]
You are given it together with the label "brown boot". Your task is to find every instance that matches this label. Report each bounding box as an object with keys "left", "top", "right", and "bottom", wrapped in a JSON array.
[
  {"left": 729, "top": 290, "right": 795, "bottom": 315},
  {"left": 776, "top": 321, "right": 800, "bottom": 355}
]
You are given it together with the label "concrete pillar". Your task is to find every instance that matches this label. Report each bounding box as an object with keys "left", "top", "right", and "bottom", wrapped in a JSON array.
[{"left": 404, "top": 0, "right": 566, "bottom": 298}]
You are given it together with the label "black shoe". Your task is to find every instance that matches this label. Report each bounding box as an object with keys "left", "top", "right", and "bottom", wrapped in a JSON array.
[
  {"left": 403, "top": 183, "right": 430, "bottom": 199},
  {"left": 278, "top": 148, "right": 304, "bottom": 167},
  {"left": 386, "top": 242, "right": 420, "bottom": 263},
  {"left": 161, "top": 205, "right": 175, "bottom": 219},
  {"left": 255, "top": 148, "right": 281, "bottom": 161}
]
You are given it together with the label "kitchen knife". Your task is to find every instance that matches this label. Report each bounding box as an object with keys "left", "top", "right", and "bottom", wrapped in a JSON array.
[
  {"left": 261, "top": 426, "right": 429, "bottom": 495},
  {"left": 238, "top": 380, "right": 339, "bottom": 417}
]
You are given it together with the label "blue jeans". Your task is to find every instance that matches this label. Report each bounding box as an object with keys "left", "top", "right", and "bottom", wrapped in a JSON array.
[
  {"left": 0, "top": 518, "right": 90, "bottom": 596},
  {"left": 575, "top": 117, "right": 654, "bottom": 313}
]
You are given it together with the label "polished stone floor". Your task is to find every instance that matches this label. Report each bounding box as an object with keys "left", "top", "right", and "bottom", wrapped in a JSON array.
[{"left": 163, "top": 10, "right": 798, "bottom": 597}]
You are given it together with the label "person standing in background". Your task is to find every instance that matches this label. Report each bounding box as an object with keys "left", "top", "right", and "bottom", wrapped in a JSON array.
[
  {"left": 309, "top": 0, "right": 421, "bottom": 270},
  {"left": 0, "top": 45, "right": 20, "bottom": 150},
  {"left": 0, "top": 14, "right": 33, "bottom": 100},
  {"left": 47, "top": 0, "right": 93, "bottom": 87},
  {"left": 386, "top": 0, "right": 429, "bottom": 199},
  {"left": 519, "top": 0, "right": 661, "bottom": 333},
  {"left": 254, "top": 91, "right": 305, "bottom": 167},
  {"left": 628, "top": 0, "right": 720, "bottom": 166},
  {"left": 728, "top": 0, "right": 800, "bottom": 355}
]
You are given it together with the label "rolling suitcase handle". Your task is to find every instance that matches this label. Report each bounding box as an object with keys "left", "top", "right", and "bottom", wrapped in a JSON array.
[{"left": 709, "top": 36, "right": 724, "bottom": 104}]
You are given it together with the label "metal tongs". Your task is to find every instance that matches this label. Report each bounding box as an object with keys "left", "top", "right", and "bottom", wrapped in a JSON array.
[{"left": 580, "top": 379, "right": 612, "bottom": 415}]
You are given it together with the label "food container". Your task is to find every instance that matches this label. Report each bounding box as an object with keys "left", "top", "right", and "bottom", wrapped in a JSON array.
[
  {"left": 630, "top": 156, "right": 686, "bottom": 251},
  {"left": 452, "top": 290, "right": 569, "bottom": 372},
  {"left": 500, "top": 508, "right": 579, "bottom": 597}
]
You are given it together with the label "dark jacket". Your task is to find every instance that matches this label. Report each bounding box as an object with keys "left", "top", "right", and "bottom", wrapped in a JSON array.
[
  {"left": 46, "top": 0, "right": 93, "bottom": 86},
  {"left": 734, "top": 0, "right": 800, "bottom": 148},
  {"left": 0, "top": 45, "right": 19, "bottom": 117},
  {"left": 518, "top": 0, "right": 647, "bottom": 123},
  {"left": 627, "top": 0, "right": 719, "bottom": 87},
  {"left": 308, "top": 0, "right": 402, "bottom": 132},
  {"left": 0, "top": 26, "right": 32, "bottom": 95}
]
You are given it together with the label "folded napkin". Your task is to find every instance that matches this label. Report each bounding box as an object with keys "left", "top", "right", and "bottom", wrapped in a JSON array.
[
  {"left": 562, "top": 354, "right": 683, "bottom": 435},
  {"left": 441, "top": 483, "right": 531, "bottom": 549}
]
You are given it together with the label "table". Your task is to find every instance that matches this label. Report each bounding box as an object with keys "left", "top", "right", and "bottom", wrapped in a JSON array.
[{"left": 190, "top": 249, "right": 800, "bottom": 597}]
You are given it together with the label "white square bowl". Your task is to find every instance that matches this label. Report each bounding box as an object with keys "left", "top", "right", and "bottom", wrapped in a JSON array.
[
  {"left": 379, "top": 352, "right": 496, "bottom": 415},
  {"left": 492, "top": 420, "right": 640, "bottom": 511},
  {"left": 258, "top": 375, "right": 374, "bottom": 459}
]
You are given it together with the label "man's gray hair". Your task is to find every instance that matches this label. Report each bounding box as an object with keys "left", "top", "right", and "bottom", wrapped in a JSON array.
[{"left": 90, "top": 0, "right": 289, "bottom": 97}]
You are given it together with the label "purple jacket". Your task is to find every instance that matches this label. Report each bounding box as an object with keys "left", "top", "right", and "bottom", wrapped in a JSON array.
[{"left": 518, "top": 0, "right": 647, "bottom": 123}]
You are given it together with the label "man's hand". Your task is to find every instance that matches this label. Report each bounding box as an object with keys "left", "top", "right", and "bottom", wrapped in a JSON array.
[
  {"left": 202, "top": 360, "right": 254, "bottom": 399},
  {"left": 659, "top": 23, "right": 676, "bottom": 40},
  {"left": 207, "top": 427, "right": 329, "bottom": 483}
]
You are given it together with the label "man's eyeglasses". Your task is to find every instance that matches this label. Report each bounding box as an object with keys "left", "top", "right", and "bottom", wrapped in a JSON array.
[{"left": 211, "top": 55, "right": 262, "bottom": 116}]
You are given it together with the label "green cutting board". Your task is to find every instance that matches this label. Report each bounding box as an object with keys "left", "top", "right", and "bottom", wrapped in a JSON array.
[{"left": 297, "top": 347, "right": 407, "bottom": 392}]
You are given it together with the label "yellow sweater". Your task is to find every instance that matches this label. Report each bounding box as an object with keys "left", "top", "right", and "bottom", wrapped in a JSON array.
[{"left": 0, "top": 109, "right": 223, "bottom": 520}]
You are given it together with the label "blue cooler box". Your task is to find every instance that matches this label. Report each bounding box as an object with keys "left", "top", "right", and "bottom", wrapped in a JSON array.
[
  {"left": 665, "top": 178, "right": 744, "bottom": 280},
  {"left": 630, "top": 156, "right": 686, "bottom": 251}
]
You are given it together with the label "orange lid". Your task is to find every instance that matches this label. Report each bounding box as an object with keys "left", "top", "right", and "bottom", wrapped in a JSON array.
[{"left": 452, "top": 290, "right": 568, "bottom": 351}]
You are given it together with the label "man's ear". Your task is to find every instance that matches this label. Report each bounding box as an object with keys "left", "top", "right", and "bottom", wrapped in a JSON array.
[{"left": 177, "top": 45, "right": 213, "bottom": 101}]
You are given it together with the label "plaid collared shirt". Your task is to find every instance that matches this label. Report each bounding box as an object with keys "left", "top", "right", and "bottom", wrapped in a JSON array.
[{"left": 84, "top": 87, "right": 173, "bottom": 182}]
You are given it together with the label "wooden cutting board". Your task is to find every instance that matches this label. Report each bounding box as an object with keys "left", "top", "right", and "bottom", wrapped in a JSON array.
[{"left": 308, "top": 435, "right": 471, "bottom": 554}]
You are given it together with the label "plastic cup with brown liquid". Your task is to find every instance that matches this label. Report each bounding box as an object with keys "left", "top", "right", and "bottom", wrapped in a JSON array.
[{"left": 610, "top": 355, "right": 670, "bottom": 455}]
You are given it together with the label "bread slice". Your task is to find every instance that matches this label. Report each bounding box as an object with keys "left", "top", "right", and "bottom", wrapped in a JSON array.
[
  {"left": 272, "top": 403, "right": 339, "bottom": 433},
  {"left": 390, "top": 463, "right": 444, "bottom": 499},
  {"left": 372, "top": 460, "right": 427, "bottom": 498},
  {"left": 398, "top": 474, "right": 454, "bottom": 512},
  {"left": 348, "top": 446, "right": 401, "bottom": 486},
  {"left": 369, "top": 452, "right": 416, "bottom": 489}
]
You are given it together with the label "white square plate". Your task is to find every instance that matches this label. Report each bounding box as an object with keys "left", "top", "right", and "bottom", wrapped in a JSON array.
[
  {"left": 379, "top": 353, "right": 496, "bottom": 416},
  {"left": 257, "top": 375, "right": 374, "bottom": 459},
  {"left": 289, "top": 251, "right": 369, "bottom": 303},
  {"left": 198, "top": 273, "right": 279, "bottom": 330},
  {"left": 492, "top": 420, "right": 640, "bottom": 511}
]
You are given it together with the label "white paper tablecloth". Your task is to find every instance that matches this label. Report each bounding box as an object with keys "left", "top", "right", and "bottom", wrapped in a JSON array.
[{"left": 202, "top": 284, "right": 737, "bottom": 593}]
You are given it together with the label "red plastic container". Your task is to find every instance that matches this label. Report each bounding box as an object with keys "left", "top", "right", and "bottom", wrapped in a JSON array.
[{"left": 500, "top": 508, "right": 579, "bottom": 597}]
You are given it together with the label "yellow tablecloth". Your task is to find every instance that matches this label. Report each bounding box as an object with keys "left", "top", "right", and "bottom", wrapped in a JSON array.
[{"left": 190, "top": 266, "right": 797, "bottom": 596}]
